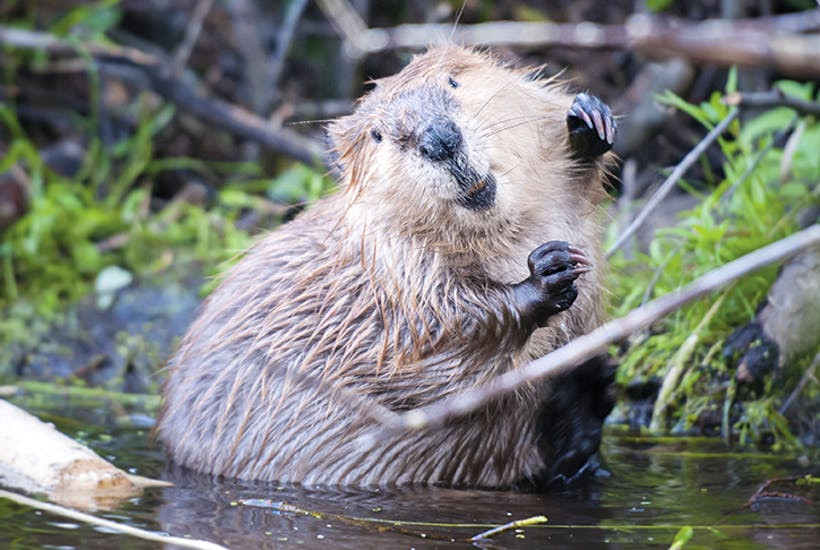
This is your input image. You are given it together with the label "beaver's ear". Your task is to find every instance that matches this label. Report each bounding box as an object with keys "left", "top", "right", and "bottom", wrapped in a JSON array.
[
  {"left": 326, "top": 114, "right": 370, "bottom": 186},
  {"left": 326, "top": 114, "right": 361, "bottom": 178}
]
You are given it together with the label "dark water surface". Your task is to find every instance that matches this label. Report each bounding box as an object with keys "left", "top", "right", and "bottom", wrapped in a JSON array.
[{"left": 1, "top": 399, "right": 817, "bottom": 549}]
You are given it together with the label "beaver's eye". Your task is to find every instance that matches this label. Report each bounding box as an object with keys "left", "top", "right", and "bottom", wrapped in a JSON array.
[
  {"left": 370, "top": 129, "right": 383, "bottom": 143},
  {"left": 448, "top": 76, "right": 459, "bottom": 89}
]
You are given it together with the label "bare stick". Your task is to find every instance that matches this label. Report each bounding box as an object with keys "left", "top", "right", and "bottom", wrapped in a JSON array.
[
  {"left": 470, "top": 515, "right": 548, "bottom": 541},
  {"left": 384, "top": 225, "right": 820, "bottom": 433},
  {"left": 0, "top": 489, "right": 227, "bottom": 550},
  {"left": 606, "top": 108, "right": 739, "bottom": 258},
  {"left": 0, "top": 25, "right": 324, "bottom": 166},
  {"left": 779, "top": 352, "right": 819, "bottom": 415},
  {"left": 316, "top": 0, "right": 370, "bottom": 57},
  {"left": 724, "top": 89, "right": 820, "bottom": 116},
  {"left": 316, "top": 8, "right": 820, "bottom": 77},
  {"left": 171, "top": 0, "right": 215, "bottom": 77},
  {"left": 0, "top": 400, "right": 169, "bottom": 510},
  {"left": 270, "top": 0, "right": 311, "bottom": 89}
]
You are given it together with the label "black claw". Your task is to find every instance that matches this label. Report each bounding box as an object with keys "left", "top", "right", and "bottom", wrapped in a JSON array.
[
  {"left": 567, "top": 92, "right": 616, "bottom": 161},
  {"left": 519, "top": 241, "right": 590, "bottom": 325}
]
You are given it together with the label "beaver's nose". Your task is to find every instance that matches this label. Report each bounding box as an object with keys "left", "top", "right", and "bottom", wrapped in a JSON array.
[{"left": 418, "top": 119, "right": 462, "bottom": 161}]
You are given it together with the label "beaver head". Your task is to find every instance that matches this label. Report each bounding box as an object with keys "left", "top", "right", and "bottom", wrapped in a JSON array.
[{"left": 328, "top": 46, "right": 600, "bottom": 253}]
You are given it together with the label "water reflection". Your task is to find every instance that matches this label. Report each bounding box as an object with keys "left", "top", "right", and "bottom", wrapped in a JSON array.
[{"left": 1, "top": 403, "right": 817, "bottom": 549}]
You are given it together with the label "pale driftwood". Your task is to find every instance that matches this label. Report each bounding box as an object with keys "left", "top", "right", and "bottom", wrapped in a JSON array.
[
  {"left": 0, "top": 489, "right": 227, "bottom": 550},
  {"left": 0, "top": 400, "right": 169, "bottom": 510},
  {"left": 318, "top": 1, "right": 820, "bottom": 78},
  {"left": 381, "top": 225, "right": 820, "bottom": 433}
]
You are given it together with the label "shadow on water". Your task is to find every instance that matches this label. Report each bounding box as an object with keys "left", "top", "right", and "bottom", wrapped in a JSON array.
[{"left": 1, "top": 401, "right": 818, "bottom": 549}]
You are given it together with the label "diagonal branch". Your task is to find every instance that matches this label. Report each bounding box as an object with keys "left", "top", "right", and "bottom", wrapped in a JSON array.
[
  {"left": 606, "top": 108, "right": 739, "bottom": 258},
  {"left": 381, "top": 225, "right": 820, "bottom": 433}
]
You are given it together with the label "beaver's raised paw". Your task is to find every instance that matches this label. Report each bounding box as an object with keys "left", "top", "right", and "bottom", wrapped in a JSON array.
[
  {"left": 525, "top": 240, "right": 592, "bottom": 320},
  {"left": 567, "top": 93, "right": 616, "bottom": 160}
]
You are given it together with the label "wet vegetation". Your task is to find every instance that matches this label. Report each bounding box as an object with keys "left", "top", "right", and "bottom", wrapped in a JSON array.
[{"left": 608, "top": 76, "right": 819, "bottom": 449}]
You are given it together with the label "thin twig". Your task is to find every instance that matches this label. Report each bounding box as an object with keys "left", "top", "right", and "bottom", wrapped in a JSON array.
[
  {"left": 745, "top": 475, "right": 813, "bottom": 508},
  {"left": 171, "top": 0, "right": 215, "bottom": 77},
  {"left": 779, "top": 352, "right": 819, "bottom": 415},
  {"left": 606, "top": 108, "right": 739, "bottom": 258},
  {"left": 0, "top": 489, "right": 227, "bottom": 550},
  {"left": 316, "top": 0, "right": 371, "bottom": 57},
  {"left": 381, "top": 225, "right": 820, "bottom": 433},
  {"left": 0, "top": 25, "right": 324, "bottom": 166},
  {"left": 724, "top": 89, "right": 820, "bottom": 116},
  {"left": 640, "top": 242, "right": 684, "bottom": 305},
  {"left": 270, "top": 0, "right": 311, "bottom": 90},
  {"left": 470, "top": 515, "right": 548, "bottom": 541}
]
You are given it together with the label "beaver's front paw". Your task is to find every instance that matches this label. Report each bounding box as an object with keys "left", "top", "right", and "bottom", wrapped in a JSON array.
[
  {"left": 520, "top": 240, "right": 591, "bottom": 324},
  {"left": 567, "top": 93, "right": 615, "bottom": 160}
]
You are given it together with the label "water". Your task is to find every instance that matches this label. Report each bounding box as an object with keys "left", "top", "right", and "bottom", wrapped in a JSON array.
[{"left": 1, "top": 399, "right": 817, "bottom": 549}]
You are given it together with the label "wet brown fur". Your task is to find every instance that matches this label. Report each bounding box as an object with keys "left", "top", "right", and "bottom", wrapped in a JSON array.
[{"left": 157, "top": 45, "right": 613, "bottom": 487}]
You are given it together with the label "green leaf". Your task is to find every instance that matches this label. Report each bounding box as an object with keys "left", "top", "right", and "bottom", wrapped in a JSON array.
[
  {"left": 725, "top": 67, "right": 738, "bottom": 94},
  {"left": 51, "top": 0, "right": 122, "bottom": 39},
  {"left": 71, "top": 242, "right": 102, "bottom": 275},
  {"left": 646, "top": 0, "right": 674, "bottom": 12},
  {"left": 656, "top": 90, "right": 711, "bottom": 128},
  {"left": 780, "top": 182, "right": 808, "bottom": 199},
  {"left": 775, "top": 80, "right": 814, "bottom": 101},
  {"left": 739, "top": 107, "right": 794, "bottom": 148}
]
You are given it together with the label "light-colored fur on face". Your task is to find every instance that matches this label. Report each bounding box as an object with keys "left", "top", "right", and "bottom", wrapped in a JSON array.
[
  {"left": 157, "top": 45, "right": 613, "bottom": 488},
  {"left": 330, "top": 46, "right": 607, "bottom": 261}
]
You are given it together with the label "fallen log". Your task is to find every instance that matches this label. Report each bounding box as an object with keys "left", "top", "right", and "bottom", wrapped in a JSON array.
[{"left": 0, "top": 399, "right": 169, "bottom": 510}]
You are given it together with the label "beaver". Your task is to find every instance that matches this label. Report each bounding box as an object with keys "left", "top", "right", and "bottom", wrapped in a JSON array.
[{"left": 157, "top": 45, "right": 617, "bottom": 488}]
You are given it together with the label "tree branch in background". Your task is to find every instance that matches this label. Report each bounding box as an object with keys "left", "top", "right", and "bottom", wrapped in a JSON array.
[
  {"left": 724, "top": 89, "right": 820, "bottom": 116},
  {"left": 0, "top": 25, "right": 325, "bottom": 167},
  {"left": 170, "top": 0, "right": 215, "bottom": 77},
  {"left": 319, "top": 1, "right": 820, "bottom": 78},
  {"left": 270, "top": 0, "right": 311, "bottom": 93},
  {"left": 379, "top": 225, "right": 820, "bottom": 433},
  {"left": 316, "top": 0, "right": 370, "bottom": 57}
]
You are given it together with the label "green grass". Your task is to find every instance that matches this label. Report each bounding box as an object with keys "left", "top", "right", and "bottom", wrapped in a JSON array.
[{"left": 607, "top": 73, "right": 819, "bottom": 447}]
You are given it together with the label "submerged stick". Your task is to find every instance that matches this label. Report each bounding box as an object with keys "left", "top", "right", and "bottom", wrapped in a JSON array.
[
  {"left": 7, "top": 380, "right": 161, "bottom": 408},
  {"left": 470, "top": 515, "right": 548, "bottom": 541},
  {"left": 0, "top": 489, "right": 227, "bottom": 550},
  {"left": 385, "top": 225, "right": 820, "bottom": 433}
]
